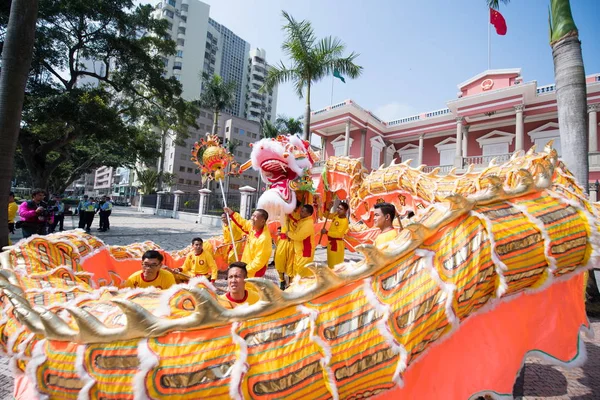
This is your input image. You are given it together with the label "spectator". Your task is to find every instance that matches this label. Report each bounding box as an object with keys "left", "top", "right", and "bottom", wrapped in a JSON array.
[
  {"left": 7, "top": 192, "right": 18, "bottom": 244},
  {"left": 48, "top": 195, "right": 65, "bottom": 233},
  {"left": 18, "top": 189, "right": 48, "bottom": 238},
  {"left": 98, "top": 196, "right": 113, "bottom": 232}
]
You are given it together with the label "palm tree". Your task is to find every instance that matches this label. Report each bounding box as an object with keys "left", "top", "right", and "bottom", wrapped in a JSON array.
[
  {"left": 263, "top": 11, "right": 363, "bottom": 140},
  {"left": 488, "top": 0, "right": 588, "bottom": 189},
  {"left": 276, "top": 114, "right": 303, "bottom": 135},
  {"left": 488, "top": 1, "right": 595, "bottom": 300},
  {"left": 261, "top": 120, "right": 279, "bottom": 139},
  {"left": 198, "top": 72, "right": 237, "bottom": 140},
  {"left": 0, "top": 0, "right": 39, "bottom": 248},
  {"left": 135, "top": 169, "right": 159, "bottom": 195}
]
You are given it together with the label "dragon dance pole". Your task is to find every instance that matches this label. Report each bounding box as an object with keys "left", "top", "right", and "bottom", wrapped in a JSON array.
[{"left": 219, "top": 179, "right": 239, "bottom": 261}]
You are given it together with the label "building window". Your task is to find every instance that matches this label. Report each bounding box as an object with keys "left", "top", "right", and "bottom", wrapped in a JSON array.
[
  {"left": 168, "top": 0, "right": 176, "bottom": 6},
  {"left": 181, "top": 4, "right": 188, "bottom": 11},
  {"left": 234, "top": 127, "right": 239, "bottom": 133},
  {"left": 180, "top": 154, "right": 187, "bottom": 160},
  {"left": 434, "top": 137, "right": 457, "bottom": 166},
  {"left": 527, "top": 123, "right": 561, "bottom": 155},
  {"left": 396, "top": 144, "right": 418, "bottom": 167},
  {"left": 185, "top": 179, "right": 192, "bottom": 185},
  {"left": 176, "top": 50, "right": 183, "bottom": 57},
  {"left": 226, "top": 127, "right": 230, "bottom": 132},
  {"left": 178, "top": 178, "right": 184, "bottom": 184},
  {"left": 164, "top": 9, "right": 174, "bottom": 18},
  {"left": 178, "top": 27, "right": 186, "bottom": 35},
  {"left": 173, "top": 61, "right": 182, "bottom": 70},
  {"left": 477, "top": 130, "right": 515, "bottom": 158},
  {"left": 187, "top": 167, "right": 193, "bottom": 173},
  {"left": 179, "top": 166, "right": 185, "bottom": 172},
  {"left": 193, "top": 180, "right": 199, "bottom": 185},
  {"left": 331, "top": 135, "right": 353, "bottom": 157},
  {"left": 176, "top": 39, "right": 185, "bottom": 46},
  {"left": 370, "top": 136, "right": 385, "bottom": 170}
]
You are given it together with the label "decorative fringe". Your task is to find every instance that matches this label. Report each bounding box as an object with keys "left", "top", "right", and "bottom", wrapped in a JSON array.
[
  {"left": 297, "top": 305, "right": 338, "bottom": 400},
  {"left": 75, "top": 344, "right": 95, "bottom": 400},
  {"left": 229, "top": 322, "right": 248, "bottom": 400},
  {"left": 12, "top": 332, "right": 36, "bottom": 377},
  {"left": 362, "top": 278, "right": 408, "bottom": 387},
  {"left": 134, "top": 338, "right": 159, "bottom": 400},
  {"left": 470, "top": 211, "right": 508, "bottom": 297},
  {"left": 416, "top": 249, "right": 459, "bottom": 328},
  {"left": 25, "top": 339, "right": 49, "bottom": 400}
]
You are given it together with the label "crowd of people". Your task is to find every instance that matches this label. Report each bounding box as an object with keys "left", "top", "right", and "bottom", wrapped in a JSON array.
[
  {"left": 120, "top": 201, "right": 403, "bottom": 307},
  {"left": 6, "top": 189, "right": 114, "bottom": 240}
]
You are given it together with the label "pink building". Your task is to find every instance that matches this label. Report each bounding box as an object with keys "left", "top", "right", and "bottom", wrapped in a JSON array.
[{"left": 311, "top": 68, "right": 600, "bottom": 191}]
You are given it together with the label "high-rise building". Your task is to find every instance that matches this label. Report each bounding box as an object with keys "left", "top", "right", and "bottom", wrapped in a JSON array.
[
  {"left": 245, "top": 48, "right": 278, "bottom": 123},
  {"left": 154, "top": 0, "right": 278, "bottom": 121}
]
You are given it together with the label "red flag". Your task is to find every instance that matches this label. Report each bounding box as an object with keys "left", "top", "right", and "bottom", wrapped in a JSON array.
[{"left": 490, "top": 8, "right": 507, "bottom": 35}]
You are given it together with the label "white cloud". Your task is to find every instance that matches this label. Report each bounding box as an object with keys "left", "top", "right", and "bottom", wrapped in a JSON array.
[{"left": 373, "top": 102, "right": 419, "bottom": 122}]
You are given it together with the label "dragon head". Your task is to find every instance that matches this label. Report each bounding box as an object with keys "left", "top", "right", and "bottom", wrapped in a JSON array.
[{"left": 251, "top": 134, "right": 317, "bottom": 218}]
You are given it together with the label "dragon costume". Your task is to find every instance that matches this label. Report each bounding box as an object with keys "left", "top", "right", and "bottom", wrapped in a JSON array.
[{"left": 0, "top": 143, "right": 596, "bottom": 399}]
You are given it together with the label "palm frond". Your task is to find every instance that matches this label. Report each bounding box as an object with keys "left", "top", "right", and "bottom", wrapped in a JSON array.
[{"left": 487, "top": 0, "right": 510, "bottom": 9}]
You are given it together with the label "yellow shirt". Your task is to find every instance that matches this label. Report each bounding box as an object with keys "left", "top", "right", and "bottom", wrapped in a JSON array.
[
  {"left": 218, "top": 289, "right": 260, "bottom": 309},
  {"left": 222, "top": 221, "right": 243, "bottom": 261},
  {"left": 281, "top": 210, "right": 301, "bottom": 234},
  {"left": 374, "top": 229, "right": 399, "bottom": 249},
  {"left": 182, "top": 250, "right": 218, "bottom": 280},
  {"left": 8, "top": 202, "right": 18, "bottom": 223},
  {"left": 325, "top": 212, "right": 349, "bottom": 239},
  {"left": 287, "top": 216, "right": 315, "bottom": 259},
  {"left": 123, "top": 269, "right": 175, "bottom": 290},
  {"left": 229, "top": 212, "right": 272, "bottom": 277}
]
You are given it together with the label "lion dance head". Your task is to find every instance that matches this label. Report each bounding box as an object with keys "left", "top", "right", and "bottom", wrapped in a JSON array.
[{"left": 250, "top": 134, "right": 317, "bottom": 219}]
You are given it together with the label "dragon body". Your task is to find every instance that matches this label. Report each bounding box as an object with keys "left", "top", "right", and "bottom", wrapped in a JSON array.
[{"left": 0, "top": 146, "right": 597, "bottom": 399}]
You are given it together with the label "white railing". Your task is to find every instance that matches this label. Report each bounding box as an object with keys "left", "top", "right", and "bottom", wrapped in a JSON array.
[
  {"left": 537, "top": 84, "right": 556, "bottom": 95},
  {"left": 388, "top": 115, "right": 420, "bottom": 126},
  {"left": 463, "top": 153, "right": 512, "bottom": 167},
  {"left": 422, "top": 165, "right": 454, "bottom": 174},
  {"left": 425, "top": 108, "right": 451, "bottom": 118}
]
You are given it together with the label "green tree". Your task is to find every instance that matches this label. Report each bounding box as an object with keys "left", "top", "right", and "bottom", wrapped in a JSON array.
[
  {"left": 276, "top": 114, "right": 303, "bottom": 135},
  {"left": 488, "top": 1, "right": 596, "bottom": 300},
  {"left": 261, "top": 120, "right": 279, "bottom": 139},
  {"left": 198, "top": 72, "right": 237, "bottom": 139},
  {"left": 263, "top": 11, "right": 363, "bottom": 140},
  {"left": 0, "top": 0, "right": 39, "bottom": 248},
  {"left": 2, "top": 0, "right": 188, "bottom": 191},
  {"left": 135, "top": 168, "right": 159, "bottom": 195}
]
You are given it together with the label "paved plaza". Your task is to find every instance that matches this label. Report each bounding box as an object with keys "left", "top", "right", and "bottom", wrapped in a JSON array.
[{"left": 3, "top": 207, "right": 600, "bottom": 399}]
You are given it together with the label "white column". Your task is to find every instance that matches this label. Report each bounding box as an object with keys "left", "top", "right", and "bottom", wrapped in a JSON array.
[
  {"left": 589, "top": 104, "right": 598, "bottom": 153},
  {"left": 455, "top": 117, "right": 463, "bottom": 168},
  {"left": 198, "top": 189, "right": 211, "bottom": 218},
  {"left": 343, "top": 119, "right": 351, "bottom": 156},
  {"left": 462, "top": 125, "right": 469, "bottom": 158},
  {"left": 418, "top": 134, "right": 424, "bottom": 165},
  {"left": 155, "top": 191, "right": 164, "bottom": 215},
  {"left": 514, "top": 104, "right": 524, "bottom": 152},
  {"left": 173, "top": 190, "right": 184, "bottom": 219},
  {"left": 239, "top": 185, "right": 257, "bottom": 219}
]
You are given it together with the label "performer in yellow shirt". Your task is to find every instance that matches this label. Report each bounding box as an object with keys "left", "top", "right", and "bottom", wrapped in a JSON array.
[
  {"left": 218, "top": 262, "right": 260, "bottom": 309},
  {"left": 321, "top": 202, "right": 350, "bottom": 268},
  {"left": 221, "top": 213, "right": 243, "bottom": 264},
  {"left": 122, "top": 250, "right": 175, "bottom": 290},
  {"left": 286, "top": 204, "right": 316, "bottom": 279},
  {"left": 224, "top": 206, "right": 272, "bottom": 278},
  {"left": 275, "top": 202, "right": 301, "bottom": 290},
  {"left": 8, "top": 192, "right": 18, "bottom": 245},
  {"left": 373, "top": 202, "right": 399, "bottom": 248},
  {"left": 174, "top": 237, "right": 218, "bottom": 282}
]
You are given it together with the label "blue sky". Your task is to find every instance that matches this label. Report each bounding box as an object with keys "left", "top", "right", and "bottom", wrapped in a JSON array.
[{"left": 161, "top": 0, "right": 600, "bottom": 121}]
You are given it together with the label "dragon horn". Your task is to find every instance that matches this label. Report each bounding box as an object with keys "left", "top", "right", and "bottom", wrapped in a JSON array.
[
  {"left": 238, "top": 160, "right": 253, "bottom": 173},
  {"left": 66, "top": 306, "right": 121, "bottom": 342},
  {"left": 306, "top": 262, "right": 343, "bottom": 288},
  {"left": 0, "top": 269, "right": 19, "bottom": 286},
  {"left": 246, "top": 278, "right": 284, "bottom": 303},
  {"left": 0, "top": 280, "right": 24, "bottom": 296},
  {"left": 34, "top": 306, "right": 77, "bottom": 340},
  {"left": 186, "top": 286, "right": 226, "bottom": 324},
  {"left": 111, "top": 298, "right": 162, "bottom": 337},
  {"left": 3, "top": 289, "right": 44, "bottom": 334}
]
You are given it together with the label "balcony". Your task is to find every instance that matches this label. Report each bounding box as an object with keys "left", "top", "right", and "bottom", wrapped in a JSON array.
[
  {"left": 179, "top": 20, "right": 186, "bottom": 29},
  {"left": 177, "top": 32, "right": 185, "bottom": 40},
  {"left": 462, "top": 153, "right": 512, "bottom": 168}
]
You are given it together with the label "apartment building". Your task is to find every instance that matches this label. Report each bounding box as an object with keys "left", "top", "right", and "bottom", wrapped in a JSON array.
[{"left": 245, "top": 48, "right": 278, "bottom": 123}]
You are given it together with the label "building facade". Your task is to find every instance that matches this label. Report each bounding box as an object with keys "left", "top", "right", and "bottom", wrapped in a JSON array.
[
  {"left": 93, "top": 166, "right": 115, "bottom": 196},
  {"left": 161, "top": 111, "right": 261, "bottom": 193},
  {"left": 245, "top": 48, "right": 278, "bottom": 123},
  {"left": 154, "top": 0, "right": 278, "bottom": 119},
  {"left": 310, "top": 69, "right": 600, "bottom": 188}
]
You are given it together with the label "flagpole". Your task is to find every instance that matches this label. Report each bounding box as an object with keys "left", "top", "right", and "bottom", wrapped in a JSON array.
[
  {"left": 330, "top": 74, "right": 334, "bottom": 105},
  {"left": 487, "top": 8, "right": 491, "bottom": 70}
]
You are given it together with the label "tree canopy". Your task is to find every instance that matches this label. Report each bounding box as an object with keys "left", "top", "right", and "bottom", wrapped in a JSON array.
[{"left": 1, "top": 0, "right": 197, "bottom": 193}]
